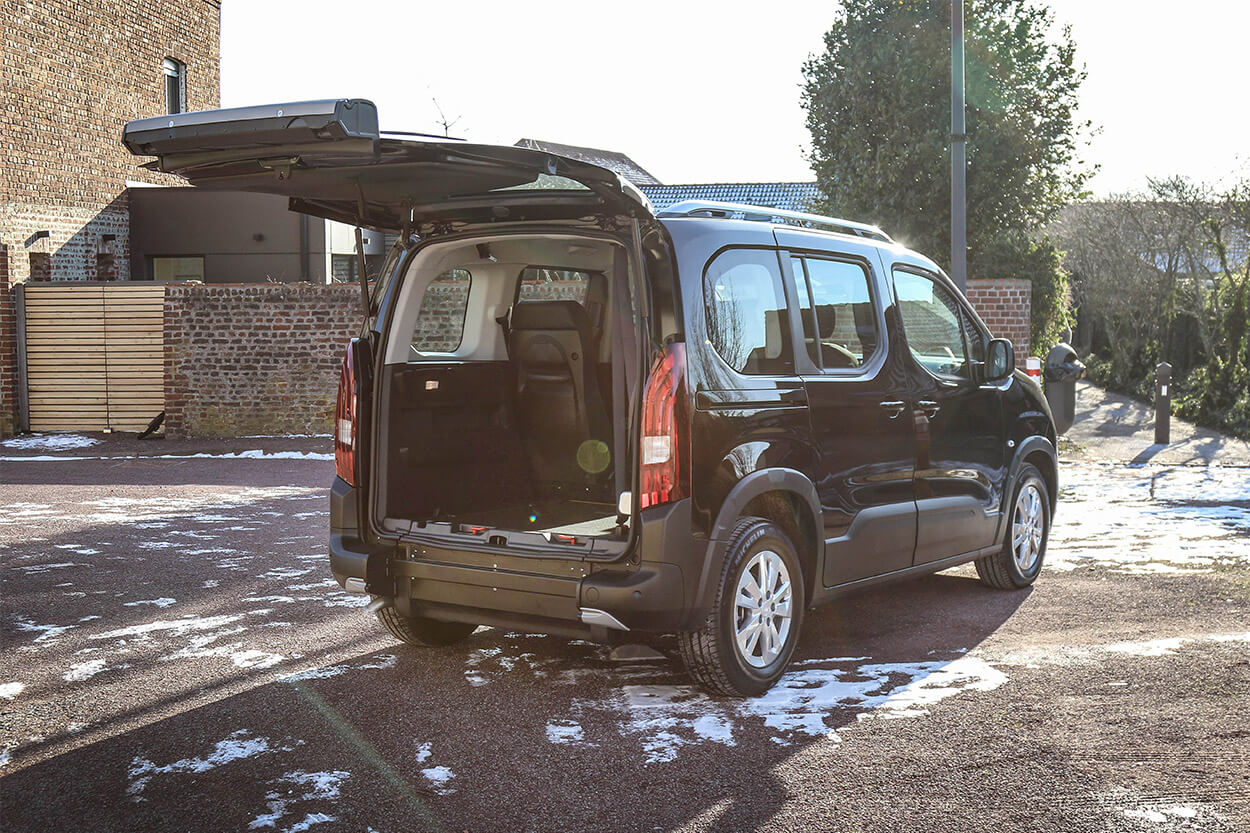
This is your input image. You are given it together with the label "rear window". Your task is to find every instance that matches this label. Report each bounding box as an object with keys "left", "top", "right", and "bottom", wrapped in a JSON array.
[
  {"left": 517, "top": 267, "right": 590, "bottom": 305},
  {"left": 703, "top": 248, "right": 793, "bottom": 375},
  {"left": 410, "top": 269, "right": 471, "bottom": 354}
]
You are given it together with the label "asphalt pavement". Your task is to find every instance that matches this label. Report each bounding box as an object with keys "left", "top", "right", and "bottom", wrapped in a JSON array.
[{"left": 2, "top": 448, "right": 1248, "bottom": 832}]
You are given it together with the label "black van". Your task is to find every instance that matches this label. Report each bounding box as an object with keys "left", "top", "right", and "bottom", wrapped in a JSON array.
[{"left": 125, "top": 99, "right": 1058, "bottom": 695}]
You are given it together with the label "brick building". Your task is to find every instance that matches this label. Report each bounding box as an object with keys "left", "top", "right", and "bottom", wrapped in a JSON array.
[{"left": 0, "top": 0, "right": 221, "bottom": 284}]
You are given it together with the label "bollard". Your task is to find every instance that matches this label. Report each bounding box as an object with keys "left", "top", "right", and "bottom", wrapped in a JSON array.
[{"left": 1155, "top": 362, "right": 1172, "bottom": 445}]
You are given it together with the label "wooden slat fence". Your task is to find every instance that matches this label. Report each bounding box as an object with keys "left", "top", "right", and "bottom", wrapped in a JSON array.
[{"left": 21, "top": 282, "right": 165, "bottom": 432}]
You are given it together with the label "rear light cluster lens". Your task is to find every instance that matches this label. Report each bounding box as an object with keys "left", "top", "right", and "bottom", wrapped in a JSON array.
[
  {"left": 335, "top": 340, "right": 359, "bottom": 487},
  {"left": 639, "top": 342, "right": 688, "bottom": 510}
]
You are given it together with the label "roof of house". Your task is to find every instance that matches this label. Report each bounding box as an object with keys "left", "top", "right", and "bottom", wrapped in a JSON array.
[
  {"left": 640, "top": 182, "right": 823, "bottom": 214},
  {"left": 513, "top": 139, "right": 662, "bottom": 186}
]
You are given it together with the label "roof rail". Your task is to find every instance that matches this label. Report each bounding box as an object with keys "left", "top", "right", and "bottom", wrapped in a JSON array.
[{"left": 655, "top": 200, "right": 892, "bottom": 243}]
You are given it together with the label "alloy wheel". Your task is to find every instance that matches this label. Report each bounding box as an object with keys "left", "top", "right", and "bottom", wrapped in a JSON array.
[
  {"left": 734, "top": 549, "right": 794, "bottom": 668},
  {"left": 1012, "top": 482, "right": 1045, "bottom": 573}
]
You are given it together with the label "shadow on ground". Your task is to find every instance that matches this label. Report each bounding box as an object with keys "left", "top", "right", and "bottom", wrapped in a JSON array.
[{"left": 1, "top": 574, "right": 1028, "bottom": 833}]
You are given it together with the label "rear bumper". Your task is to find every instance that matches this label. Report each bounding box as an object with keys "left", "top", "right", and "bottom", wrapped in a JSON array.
[{"left": 329, "top": 478, "right": 710, "bottom": 633}]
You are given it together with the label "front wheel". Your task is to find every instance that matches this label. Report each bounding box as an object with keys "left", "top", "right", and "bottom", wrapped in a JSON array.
[
  {"left": 375, "top": 607, "right": 477, "bottom": 647},
  {"left": 678, "top": 518, "right": 805, "bottom": 696},
  {"left": 975, "top": 463, "right": 1050, "bottom": 589}
]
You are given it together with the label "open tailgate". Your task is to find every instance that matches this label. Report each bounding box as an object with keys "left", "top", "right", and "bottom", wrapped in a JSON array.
[{"left": 123, "top": 98, "right": 652, "bottom": 231}]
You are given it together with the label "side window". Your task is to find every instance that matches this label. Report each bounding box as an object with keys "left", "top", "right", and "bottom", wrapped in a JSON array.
[
  {"left": 800, "top": 257, "right": 880, "bottom": 369},
  {"left": 410, "top": 269, "right": 471, "bottom": 355},
  {"left": 960, "top": 307, "right": 987, "bottom": 369},
  {"left": 517, "top": 267, "right": 590, "bottom": 305},
  {"left": 704, "top": 249, "right": 793, "bottom": 375},
  {"left": 892, "top": 269, "right": 970, "bottom": 379}
]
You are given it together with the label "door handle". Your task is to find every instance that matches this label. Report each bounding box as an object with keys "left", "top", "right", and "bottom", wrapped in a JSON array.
[
  {"left": 919, "top": 399, "right": 941, "bottom": 418},
  {"left": 880, "top": 400, "right": 906, "bottom": 419}
]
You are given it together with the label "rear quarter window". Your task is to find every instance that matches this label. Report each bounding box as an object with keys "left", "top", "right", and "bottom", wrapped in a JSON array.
[
  {"left": 410, "top": 268, "right": 472, "bottom": 354},
  {"left": 703, "top": 249, "right": 793, "bottom": 375}
]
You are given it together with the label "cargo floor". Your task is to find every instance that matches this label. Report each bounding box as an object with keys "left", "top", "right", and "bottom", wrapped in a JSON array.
[{"left": 441, "top": 499, "right": 619, "bottom": 537}]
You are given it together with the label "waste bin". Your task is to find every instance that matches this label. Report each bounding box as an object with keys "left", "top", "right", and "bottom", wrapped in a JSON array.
[{"left": 1044, "top": 342, "right": 1085, "bottom": 435}]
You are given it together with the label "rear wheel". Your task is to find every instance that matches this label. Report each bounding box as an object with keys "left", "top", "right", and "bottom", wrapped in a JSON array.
[
  {"left": 975, "top": 463, "right": 1050, "bottom": 589},
  {"left": 678, "top": 518, "right": 805, "bottom": 696},
  {"left": 375, "top": 607, "right": 477, "bottom": 647}
]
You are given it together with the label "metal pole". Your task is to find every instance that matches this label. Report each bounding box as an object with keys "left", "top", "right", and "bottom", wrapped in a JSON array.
[
  {"left": 14, "top": 283, "right": 29, "bottom": 433},
  {"left": 1154, "top": 362, "right": 1171, "bottom": 445},
  {"left": 950, "top": 0, "right": 967, "bottom": 292}
]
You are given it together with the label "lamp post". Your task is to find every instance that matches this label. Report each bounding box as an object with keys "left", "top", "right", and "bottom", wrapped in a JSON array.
[{"left": 950, "top": 0, "right": 967, "bottom": 292}]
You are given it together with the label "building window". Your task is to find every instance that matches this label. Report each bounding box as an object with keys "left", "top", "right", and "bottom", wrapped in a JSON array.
[
  {"left": 163, "top": 58, "right": 186, "bottom": 114},
  {"left": 331, "top": 253, "right": 383, "bottom": 283},
  {"left": 152, "top": 256, "right": 204, "bottom": 282}
]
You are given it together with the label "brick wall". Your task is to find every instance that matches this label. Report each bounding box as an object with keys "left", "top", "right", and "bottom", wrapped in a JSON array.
[
  {"left": 966, "top": 278, "right": 1031, "bottom": 365},
  {"left": 0, "top": 245, "right": 16, "bottom": 436},
  {"left": 1, "top": 0, "right": 220, "bottom": 282},
  {"left": 164, "top": 284, "right": 361, "bottom": 438}
]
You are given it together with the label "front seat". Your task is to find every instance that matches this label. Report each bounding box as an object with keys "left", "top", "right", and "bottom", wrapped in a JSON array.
[{"left": 508, "top": 301, "right": 611, "bottom": 493}]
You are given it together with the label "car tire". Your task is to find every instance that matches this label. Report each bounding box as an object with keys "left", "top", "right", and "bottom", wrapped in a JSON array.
[
  {"left": 375, "top": 607, "right": 477, "bottom": 647},
  {"left": 975, "top": 463, "right": 1050, "bottom": 589},
  {"left": 678, "top": 517, "right": 805, "bottom": 697}
]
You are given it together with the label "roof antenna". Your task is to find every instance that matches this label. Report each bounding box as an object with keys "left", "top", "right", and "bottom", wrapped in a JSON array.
[{"left": 431, "top": 96, "right": 461, "bottom": 138}]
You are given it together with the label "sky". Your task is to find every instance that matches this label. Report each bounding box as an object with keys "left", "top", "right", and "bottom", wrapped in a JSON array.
[{"left": 221, "top": 1, "right": 1249, "bottom": 197}]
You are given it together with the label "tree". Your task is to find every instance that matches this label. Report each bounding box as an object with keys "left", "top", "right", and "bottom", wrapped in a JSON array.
[
  {"left": 801, "top": 0, "right": 1092, "bottom": 348},
  {"left": 1051, "top": 175, "right": 1250, "bottom": 436}
]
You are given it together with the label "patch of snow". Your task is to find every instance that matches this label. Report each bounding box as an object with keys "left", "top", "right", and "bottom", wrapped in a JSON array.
[
  {"left": 64, "top": 659, "right": 111, "bottom": 681},
  {"left": 12, "top": 616, "right": 76, "bottom": 643},
  {"left": 0, "top": 450, "right": 333, "bottom": 462},
  {"left": 0, "top": 747, "right": 11, "bottom": 768},
  {"left": 17, "top": 562, "right": 82, "bottom": 573},
  {"left": 284, "top": 813, "right": 336, "bottom": 832},
  {"left": 545, "top": 720, "right": 585, "bottom": 745},
  {"left": 420, "top": 765, "right": 455, "bottom": 795},
  {"left": 0, "top": 487, "right": 321, "bottom": 529},
  {"left": 0, "top": 682, "right": 24, "bottom": 700},
  {"left": 129, "top": 730, "right": 274, "bottom": 796},
  {"left": 203, "top": 579, "right": 220, "bottom": 588},
  {"left": 2, "top": 433, "right": 100, "bottom": 451},
  {"left": 92, "top": 614, "right": 242, "bottom": 641},
  {"left": 992, "top": 632, "right": 1250, "bottom": 668},
  {"left": 1103, "top": 638, "right": 1186, "bottom": 657},
  {"left": 259, "top": 567, "right": 313, "bottom": 580},
  {"left": 123, "top": 598, "right": 178, "bottom": 609},
  {"left": 1048, "top": 463, "right": 1250, "bottom": 575},
  {"left": 284, "top": 654, "right": 397, "bottom": 682}
]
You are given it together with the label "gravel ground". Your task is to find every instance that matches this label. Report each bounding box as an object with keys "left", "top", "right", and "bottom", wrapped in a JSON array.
[{"left": 1, "top": 450, "right": 1248, "bottom": 833}]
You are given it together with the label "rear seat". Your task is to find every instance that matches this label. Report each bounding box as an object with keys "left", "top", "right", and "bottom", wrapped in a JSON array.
[{"left": 508, "top": 300, "right": 612, "bottom": 493}]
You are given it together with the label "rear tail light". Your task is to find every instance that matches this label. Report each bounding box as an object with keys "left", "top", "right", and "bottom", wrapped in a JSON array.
[
  {"left": 639, "top": 342, "right": 688, "bottom": 510},
  {"left": 335, "top": 340, "right": 360, "bottom": 487}
]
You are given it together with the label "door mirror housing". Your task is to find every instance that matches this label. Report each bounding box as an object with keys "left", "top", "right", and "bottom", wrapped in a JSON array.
[{"left": 985, "top": 338, "right": 1015, "bottom": 382}]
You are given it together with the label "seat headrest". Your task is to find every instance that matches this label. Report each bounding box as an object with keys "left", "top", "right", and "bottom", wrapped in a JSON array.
[
  {"left": 815, "top": 304, "right": 838, "bottom": 339},
  {"left": 511, "top": 300, "right": 589, "bottom": 332}
]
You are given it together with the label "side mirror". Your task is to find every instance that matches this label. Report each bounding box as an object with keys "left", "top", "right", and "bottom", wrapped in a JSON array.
[{"left": 985, "top": 338, "right": 1015, "bottom": 382}]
